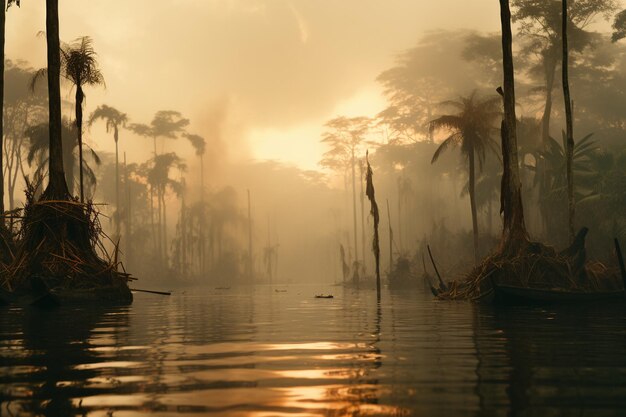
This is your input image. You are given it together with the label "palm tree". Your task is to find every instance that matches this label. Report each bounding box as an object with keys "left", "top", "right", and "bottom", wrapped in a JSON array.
[
  {"left": 1, "top": 0, "right": 20, "bottom": 214},
  {"left": 89, "top": 105, "right": 128, "bottom": 237},
  {"left": 146, "top": 152, "right": 186, "bottom": 260},
  {"left": 130, "top": 111, "right": 188, "bottom": 250},
  {"left": 32, "top": 36, "right": 104, "bottom": 202},
  {"left": 429, "top": 91, "right": 500, "bottom": 261},
  {"left": 129, "top": 110, "right": 189, "bottom": 157},
  {"left": 183, "top": 133, "right": 206, "bottom": 197}
]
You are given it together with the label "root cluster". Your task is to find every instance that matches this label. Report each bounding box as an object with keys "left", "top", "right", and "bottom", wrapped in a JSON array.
[
  {"left": 1, "top": 185, "right": 134, "bottom": 295},
  {"left": 437, "top": 235, "right": 622, "bottom": 301}
]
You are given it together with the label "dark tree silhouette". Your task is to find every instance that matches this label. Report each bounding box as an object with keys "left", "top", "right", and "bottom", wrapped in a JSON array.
[
  {"left": 429, "top": 92, "right": 500, "bottom": 261},
  {"left": 89, "top": 105, "right": 128, "bottom": 237},
  {"left": 43, "top": 0, "right": 68, "bottom": 199}
]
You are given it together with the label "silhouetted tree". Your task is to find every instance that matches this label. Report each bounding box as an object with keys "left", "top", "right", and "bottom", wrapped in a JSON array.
[
  {"left": 130, "top": 111, "right": 188, "bottom": 252},
  {"left": 32, "top": 36, "right": 104, "bottom": 201},
  {"left": 320, "top": 116, "right": 370, "bottom": 270},
  {"left": 89, "top": 104, "right": 128, "bottom": 237},
  {"left": 429, "top": 92, "right": 500, "bottom": 261},
  {"left": 0, "top": 0, "right": 20, "bottom": 214},
  {"left": 562, "top": 0, "right": 576, "bottom": 243},
  {"left": 145, "top": 152, "right": 186, "bottom": 260}
]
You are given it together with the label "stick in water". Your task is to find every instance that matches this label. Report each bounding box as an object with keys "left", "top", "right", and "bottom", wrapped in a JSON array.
[
  {"left": 427, "top": 244, "right": 447, "bottom": 291},
  {"left": 365, "top": 151, "right": 381, "bottom": 301},
  {"left": 130, "top": 288, "right": 171, "bottom": 296}
]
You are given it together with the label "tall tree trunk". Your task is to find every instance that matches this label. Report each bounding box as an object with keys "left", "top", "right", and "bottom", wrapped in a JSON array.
[
  {"left": 387, "top": 199, "right": 393, "bottom": 272},
  {"left": 162, "top": 188, "right": 167, "bottom": 260},
  {"left": 499, "top": 0, "right": 527, "bottom": 246},
  {"left": 562, "top": 0, "right": 575, "bottom": 243},
  {"left": 181, "top": 188, "right": 186, "bottom": 276},
  {"left": 44, "top": 0, "right": 68, "bottom": 199},
  {"left": 157, "top": 185, "right": 162, "bottom": 259},
  {"left": 350, "top": 146, "right": 358, "bottom": 269},
  {"left": 539, "top": 52, "right": 557, "bottom": 235},
  {"left": 114, "top": 127, "right": 120, "bottom": 238},
  {"left": 124, "top": 152, "right": 132, "bottom": 269},
  {"left": 64, "top": 143, "right": 75, "bottom": 197},
  {"left": 247, "top": 188, "right": 253, "bottom": 278},
  {"left": 150, "top": 185, "right": 155, "bottom": 253},
  {"left": 76, "top": 86, "right": 85, "bottom": 202},
  {"left": 0, "top": 0, "right": 5, "bottom": 215},
  {"left": 359, "top": 161, "right": 366, "bottom": 271},
  {"left": 468, "top": 146, "right": 479, "bottom": 262},
  {"left": 540, "top": 53, "right": 557, "bottom": 146}
]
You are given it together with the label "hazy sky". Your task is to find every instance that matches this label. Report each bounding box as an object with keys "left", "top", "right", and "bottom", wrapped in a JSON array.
[{"left": 6, "top": 1, "right": 503, "bottom": 170}]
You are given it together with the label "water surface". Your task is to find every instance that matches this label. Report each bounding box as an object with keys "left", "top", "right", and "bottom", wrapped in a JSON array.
[{"left": 2, "top": 285, "right": 626, "bottom": 416}]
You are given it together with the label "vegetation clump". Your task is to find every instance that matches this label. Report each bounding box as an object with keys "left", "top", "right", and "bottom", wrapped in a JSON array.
[{"left": 1, "top": 184, "right": 132, "bottom": 303}]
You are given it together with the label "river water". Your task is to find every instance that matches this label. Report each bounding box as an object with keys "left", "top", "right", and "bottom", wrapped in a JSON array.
[{"left": 1, "top": 285, "right": 626, "bottom": 416}]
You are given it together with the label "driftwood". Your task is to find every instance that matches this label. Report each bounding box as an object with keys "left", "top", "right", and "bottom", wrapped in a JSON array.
[{"left": 131, "top": 288, "right": 171, "bottom": 296}]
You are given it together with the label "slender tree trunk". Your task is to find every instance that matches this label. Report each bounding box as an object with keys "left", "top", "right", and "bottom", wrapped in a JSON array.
[
  {"left": 562, "top": 0, "right": 575, "bottom": 243},
  {"left": 64, "top": 143, "right": 75, "bottom": 197},
  {"left": 181, "top": 188, "right": 186, "bottom": 276},
  {"left": 150, "top": 185, "right": 155, "bottom": 253},
  {"left": 247, "top": 188, "right": 253, "bottom": 279},
  {"left": 387, "top": 199, "right": 393, "bottom": 272},
  {"left": 162, "top": 188, "right": 167, "bottom": 260},
  {"left": 359, "top": 161, "right": 366, "bottom": 271},
  {"left": 350, "top": 147, "right": 358, "bottom": 268},
  {"left": 124, "top": 152, "right": 132, "bottom": 269},
  {"left": 0, "top": 0, "right": 5, "bottom": 215},
  {"left": 114, "top": 127, "right": 120, "bottom": 238},
  {"left": 499, "top": 0, "right": 527, "bottom": 246},
  {"left": 44, "top": 0, "right": 68, "bottom": 199},
  {"left": 76, "top": 86, "right": 85, "bottom": 202},
  {"left": 468, "top": 146, "right": 479, "bottom": 262},
  {"left": 157, "top": 186, "right": 162, "bottom": 258},
  {"left": 541, "top": 54, "right": 557, "bottom": 146},
  {"left": 539, "top": 53, "right": 557, "bottom": 235}
]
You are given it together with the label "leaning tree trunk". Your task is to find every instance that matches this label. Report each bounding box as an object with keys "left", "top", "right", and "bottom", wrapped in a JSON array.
[
  {"left": 499, "top": 0, "right": 527, "bottom": 248},
  {"left": 468, "top": 146, "right": 479, "bottom": 263},
  {"left": 44, "top": 0, "right": 69, "bottom": 199},
  {"left": 76, "top": 86, "right": 85, "bottom": 202},
  {"left": 562, "top": 0, "right": 575, "bottom": 244}
]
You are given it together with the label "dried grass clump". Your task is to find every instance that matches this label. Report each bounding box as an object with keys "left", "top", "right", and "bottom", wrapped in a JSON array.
[{"left": 436, "top": 239, "right": 621, "bottom": 301}]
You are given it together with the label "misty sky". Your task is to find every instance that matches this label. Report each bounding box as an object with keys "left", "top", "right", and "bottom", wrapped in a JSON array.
[{"left": 6, "top": 1, "right": 505, "bottom": 170}]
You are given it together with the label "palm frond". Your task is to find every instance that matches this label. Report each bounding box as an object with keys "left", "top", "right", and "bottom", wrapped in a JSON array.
[{"left": 431, "top": 133, "right": 461, "bottom": 164}]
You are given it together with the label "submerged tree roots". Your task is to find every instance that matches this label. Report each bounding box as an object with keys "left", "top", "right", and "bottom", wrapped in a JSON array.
[{"left": 1, "top": 185, "right": 133, "bottom": 304}]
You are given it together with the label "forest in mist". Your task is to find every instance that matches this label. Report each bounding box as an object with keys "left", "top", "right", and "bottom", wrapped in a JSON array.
[{"left": 1, "top": 0, "right": 625, "bottom": 287}]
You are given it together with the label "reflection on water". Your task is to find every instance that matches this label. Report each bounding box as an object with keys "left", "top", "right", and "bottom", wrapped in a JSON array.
[{"left": 1, "top": 286, "right": 626, "bottom": 416}]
